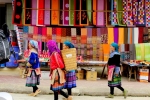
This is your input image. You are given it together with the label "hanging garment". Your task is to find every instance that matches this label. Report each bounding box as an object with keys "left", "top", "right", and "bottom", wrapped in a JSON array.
[
  {"left": 51, "top": 0, "right": 59, "bottom": 25},
  {"left": 114, "top": 28, "right": 119, "bottom": 43},
  {"left": 87, "top": 28, "right": 92, "bottom": 44},
  {"left": 80, "top": 0, "right": 88, "bottom": 25},
  {"left": 24, "top": 0, "right": 32, "bottom": 25},
  {"left": 86, "top": 0, "right": 92, "bottom": 25},
  {"left": 71, "top": 28, "right": 77, "bottom": 44},
  {"left": 56, "top": 28, "right": 62, "bottom": 43},
  {"left": 133, "top": 28, "right": 139, "bottom": 44},
  {"left": 108, "top": 28, "right": 114, "bottom": 44},
  {"left": 92, "top": 28, "right": 97, "bottom": 44},
  {"left": 144, "top": 43, "right": 150, "bottom": 61},
  {"left": 37, "top": 0, "right": 44, "bottom": 26},
  {"left": 63, "top": 0, "right": 69, "bottom": 25},
  {"left": 124, "top": 28, "right": 128, "bottom": 44},
  {"left": 61, "top": 28, "right": 66, "bottom": 43},
  {"left": 74, "top": 0, "right": 80, "bottom": 26},
  {"left": 69, "top": 0, "right": 74, "bottom": 26},
  {"left": 118, "top": 28, "right": 124, "bottom": 44},
  {"left": 145, "top": 0, "right": 150, "bottom": 27},
  {"left": 138, "top": 27, "right": 144, "bottom": 43},
  {"left": 93, "top": 0, "right": 96, "bottom": 25},
  {"left": 47, "top": 27, "right": 52, "bottom": 41},
  {"left": 31, "top": 0, "right": 37, "bottom": 26},
  {"left": 103, "top": 44, "right": 110, "bottom": 61},
  {"left": 44, "top": 0, "right": 50, "bottom": 25},
  {"left": 135, "top": 44, "right": 142, "bottom": 60},
  {"left": 97, "top": 28, "right": 101, "bottom": 44}
]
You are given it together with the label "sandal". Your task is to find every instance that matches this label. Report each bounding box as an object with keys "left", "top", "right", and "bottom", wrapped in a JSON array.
[{"left": 33, "top": 89, "right": 41, "bottom": 97}]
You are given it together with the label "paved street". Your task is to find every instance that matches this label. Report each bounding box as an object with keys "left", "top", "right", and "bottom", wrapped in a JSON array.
[{"left": 10, "top": 93, "right": 150, "bottom": 100}]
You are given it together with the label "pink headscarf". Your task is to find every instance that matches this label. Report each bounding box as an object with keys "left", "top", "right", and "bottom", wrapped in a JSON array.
[{"left": 47, "top": 40, "right": 60, "bottom": 55}]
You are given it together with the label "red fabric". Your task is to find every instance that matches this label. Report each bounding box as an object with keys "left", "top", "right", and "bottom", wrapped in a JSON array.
[
  {"left": 138, "top": 27, "right": 144, "bottom": 43},
  {"left": 38, "top": 0, "right": 44, "bottom": 25},
  {"left": 50, "top": 52, "right": 65, "bottom": 70}
]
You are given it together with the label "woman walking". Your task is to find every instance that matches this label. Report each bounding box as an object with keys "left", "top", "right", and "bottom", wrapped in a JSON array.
[
  {"left": 26, "top": 40, "right": 41, "bottom": 97},
  {"left": 47, "top": 40, "right": 72, "bottom": 100},
  {"left": 106, "top": 42, "right": 128, "bottom": 98},
  {"left": 63, "top": 41, "right": 77, "bottom": 96}
]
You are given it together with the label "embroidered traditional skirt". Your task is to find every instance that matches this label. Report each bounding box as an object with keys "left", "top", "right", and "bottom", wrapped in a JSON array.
[
  {"left": 50, "top": 71, "right": 64, "bottom": 91},
  {"left": 108, "top": 73, "right": 121, "bottom": 87},
  {"left": 26, "top": 70, "right": 40, "bottom": 87},
  {"left": 64, "top": 71, "right": 76, "bottom": 89}
]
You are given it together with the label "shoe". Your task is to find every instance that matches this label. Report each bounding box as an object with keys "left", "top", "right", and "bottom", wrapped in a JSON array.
[
  {"left": 123, "top": 90, "right": 128, "bottom": 99},
  {"left": 33, "top": 89, "right": 41, "bottom": 97},
  {"left": 105, "top": 94, "right": 114, "bottom": 98},
  {"left": 67, "top": 96, "right": 72, "bottom": 100},
  {"left": 28, "top": 93, "right": 34, "bottom": 96}
]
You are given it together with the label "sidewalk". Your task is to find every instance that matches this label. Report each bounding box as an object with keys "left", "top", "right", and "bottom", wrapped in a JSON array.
[{"left": 0, "top": 71, "right": 150, "bottom": 97}]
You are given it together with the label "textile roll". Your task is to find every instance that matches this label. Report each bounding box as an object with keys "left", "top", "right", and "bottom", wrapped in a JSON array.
[
  {"left": 69, "top": 0, "right": 74, "bottom": 26},
  {"left": 133, "top": 28, "right": 139, "bottom": 44},
  {"left": 13, "top": 0, "right": 22, "bottom": 25},
  {"left": 31, "top": 0, "right": 37, "bottom": 25},
  {"left": 97, "top": 28, "right": 101, "bottom": 43},
  {"left": 74, "top": 0, "right": 80, "bottom": 26},
  {"left": 145, "top": 0, "right": 150, "bottom": 27},
  {"left": 127, "top": 0, "right": 134, "bottom": 26},
  {"left": 59, "top": 0, "right": 63, "bottom": 25},
  {"left": 61, "top": 28, "right": 66, "bottom": 43},
  {"left": 103, "top": 44, "right": 110, "bottom": 61},
  {"left": 135, "top": 44, "right": 142, "bottom": 60},
  {"left": 108, "top": 28, "right": 114, "bottom": 44},
  {"left": 93, "top": 0, "right": 96, "bottom": 25},
  {"left": 87, "top": 28, "right": 92, "bottom": 44},
  {"left": 24, "top": 0, "right": 31, "bottom": 25},
  {"left": 137, "top": 0, "right": 145, "bottom": 26},
  {"left": 56, "top": 28, "right": 62, "bottom": 43},
  {"left": 42, "top": 27, "right": 47, "bottom": 42},
  {"left": 132, "top": 0, "right": 138, "bottom": 25},
  {"left": 51, "top": 0, "right": 59, "bottom": 25},
  {"left": 44, "top": 0, "right": 50, "bottom": 25},
  {"left": 63, "top": 0, "right": 69, "bottom": 25},
  {"left": 114, "top": 28, "right": 118, "bottom": 43},
  {"left": 80, "top": 0, "right": 88, "bottom": 25},
  {"left": 71, "top": 28, "right": 77, "bottom": 44},
  {"left": 92, "top": 28, "right": 97, "bottom": 44},
  {"left": 118, "top": 28, "right": 124, "bottom": 44},
  {"left": 81, "top": 28, "right": 87, "bottom": 44},
  {"left": 47, "top": 27, "right": 52, "bottom": 41},
  {"left": 37, "top": 0, "right": 44, "bottom": 26},
  {"left": 144, "top": 43, "right": 150, "bottom": 61},
  {"left": 138, "top": 27, "right": 144, "bottom": 43},
  {"left": 124, "top": 28, "right": 128, "bottom": 44},
  {"left": 96, "top": 0, "right": 104, "bottom": 26},
  {"left": 33, "top": 26, "right": 38, "bottom": 40},
  {"left": 86, "top": 0, "right": 92, "bottom": 25}
]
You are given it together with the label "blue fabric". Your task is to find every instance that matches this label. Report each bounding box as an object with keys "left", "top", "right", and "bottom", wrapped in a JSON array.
[
  {"left": 64, "top": 41, "right": 75, "bottom": 48},
  {"left": 114, "top": 67, "right": 120, "bottom": 74},
  {"left": 111, "top": 42, "right": 119, "bottom": 52},
  {"left": 28, "top": 52, "right": 40, "bottom": 69}
]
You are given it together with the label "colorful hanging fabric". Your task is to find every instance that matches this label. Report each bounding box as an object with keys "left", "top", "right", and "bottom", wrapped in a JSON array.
[
  {"left": 103, "top": 44, "right": 110, "bottom": 61},
  {"left": 33, "top": 26, "right": 38, "bottom": 40},
  {"left": 97, "top": 28, "right": 101, "bottom": 43},
  {"left": 61, "top": 28, "right": 66, "bottom": 43},
  {"left": 37, "top": 27, "right": 42, "bottom": 40},
  {"left": 86, "top": 0, "right": 92, "bottom": 25},
  {"left": 92, "top": 28, "right": 97, "bottom": 44},
  {"left": 96, "top": 0, "right": 104, "bottom": 26},
  {"left": 133, "top": 28, "right": 139, "bottom": 44},
  {"left": 37, "top": 0, "right": 44, "bottom": 26},
  {"left": 81, "top": 28, "right": 87, "bottom": 44},
  {"left": 52, "top": 28, "right": 56, "bottom": 41},
  {"left": 129, "top": 44, "right": 136, "bottom": 60},
  {"left": 23, "top": 26, "right": 29, "bottom": 33},
  {"left": 99, "top": 44, "right": 104, "bottom": 61},
  {"left": 44, "top": 0, "right": 50, "bottom": 25},
  {"left": 93, "top": 0, "right": 96, "bottom": 25},
  {"left": 24, "top": 0, "right": 31, "bottom": 25},
  {"left": 138, "top": 27, "right": 144, "bottom": 43},
  {"left": 124, "top": 28, "right": 128, "bottom": 44},
  {"left": 31, "top": 0, "right": 37, "bottom": 25},
  {"left": 93, "top": 44, "right": 97, "bottom": 60},
  {"left": 106, "top": 0, "right": 111, "bottom": 26},
  {"left": 144, "top": 43, "right": 150, "bottom": 61},
  {"left": 59, "top": 0, "right": 63, "bottom": 25},
  {"left": 111, "top": 0, "right": 118, "bottom": 26},
  {"left": 145, "top": 0, "right": 150, "bottom": 27},
  {"left": 12, "top": 0, "right": 23, "bottom": 25},
  {"left": 76, "top": 28, "right": 81, "bottom": 43},
  {"left": 118, "top": 28, "right": 124, "bottom": 44},
  {"left": 71, "top": 28, "right": 77, "bottom": 44},
  {"left": 80, "top": 0, "right": 88, "bottom": 25},
  {"left": 122, "top": 0, "right": 128, "bottom": 25},
  {"left": 108, "top": 28, "right": 114, "bottom": 44},
  {"left": 42, "top": 27, "right": 47, "bottom": 42},
  {"left": 51, "top": 0, "right": 59, "bottom": 25},
  {"left": 114, "top": 28, "right": 118, "bottom": 43},
  {"left": 132, "top": 0, "right": 138, "bottom": 25},
  {"left": 127, "top": 0, "right": 134, "bottom": 26},
  {"left": 87, "top": 28, "right": 92, "bottom": 44},
  {"left": 74, "top": 0, "right": 80, "bottom": 26},
  {"left": 63, "top": 0, "right": 69, "bottom": 25},
  {"left": 46, "top": 27, "right": 52, "bottom": 41},
  {"left": 125, "top": 44, "right": 130, "bottom": 61},
  {"left": 56, "top": 28, "right": 62, "bottom": 43},
  {"left": 137, "top": 0, "right": 145, "bottom": 26},
  {"left": 100, "top": 28, "right": 108, "bottom": 44},
  {"left": 66, "top": 28, "right": 71, "bottom": 41},
  {"left": 28, "top": 26, "right": 33, "bottom": 39},
  {"left": 69, "top": 0, "right": 74, "bottom": 26},
  {"left": 135, "top": 44, "right": 142, "bottom": 60},
  {"left": 143, "top": 27, "right": 149, "bottom": 43}
]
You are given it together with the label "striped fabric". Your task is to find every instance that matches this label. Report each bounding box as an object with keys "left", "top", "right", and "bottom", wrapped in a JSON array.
[{"left": 71, "top": 28, "right": 77, "bottom": 44}]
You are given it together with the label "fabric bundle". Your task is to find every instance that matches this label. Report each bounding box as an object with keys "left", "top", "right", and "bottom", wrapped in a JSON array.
[
  {"left": 52, "top": 28, "right": 56, "bottom": 41},
  {"left": 114, "top": 28, "right": 118, "bottom": 43},
  {"left": 118, "top": 28, "right": 124, "bottom": 44},
  {"left": 97, "top": 28, "right": 101, "bottom": 43},
  {"left": 42, "top": 27, "right": 47, "bottom": 42},
  {"left": 28, "top": 26, "right": 33, "bottom": 39},
  {"left": 33, "top": 26, "right": 38, "bottom": 40},
  {"left": 66, "top": 28, "right": 71, "bottom": 41}
]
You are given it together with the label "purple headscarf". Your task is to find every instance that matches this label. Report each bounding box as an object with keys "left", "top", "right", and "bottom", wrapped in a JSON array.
[{"left": 47, "top": 40, "right": 60, "bottom": 55}]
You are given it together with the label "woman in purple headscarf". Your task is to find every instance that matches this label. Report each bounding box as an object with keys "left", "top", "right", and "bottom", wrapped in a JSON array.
[{"left": 47, "top": 40, "right": 72, "bottom": 100}]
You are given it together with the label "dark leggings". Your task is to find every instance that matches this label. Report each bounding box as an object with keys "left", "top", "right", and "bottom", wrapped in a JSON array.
[
  {"left": 32, "top": 86, "right": 38, "bottom": 93},
  {"left": 67, "top": 88, "right": 72, "bottom": 95},
  {"left": 54, "top": 90, "right": 68, "bottom": 100},
  {"left": 110, "top": 85, "right": 124, "bottom": 95}
]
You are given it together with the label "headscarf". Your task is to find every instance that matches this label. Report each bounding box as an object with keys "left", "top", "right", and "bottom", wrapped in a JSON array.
[
  {"left": 29, "top": 40, "right": 38, "bottom": 50},
  {"left": 47, "top": 40, "right": 60, "bottom": 55},
  {"left": 64, "top": 41, "right": 75, "bottom": 48},
  {"left": 111, "top": 42, "right": 119, "bottom": 52}
]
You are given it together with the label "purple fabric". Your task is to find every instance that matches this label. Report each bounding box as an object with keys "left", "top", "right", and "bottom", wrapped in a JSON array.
[
  {"left": 38, "top": 27, "right": 42, "bottom": 35},
  {"left": 47, "top": 40, "right": 60, "bottom": 55},
  {"left": 97, "top": 28, "right": 101, "bottom": 37},
  {"left": 87, "top": 28, "right": 92, "bottom": 38},
  {"left": 114, "top": 28, "right": 118, "bottom": 43}
]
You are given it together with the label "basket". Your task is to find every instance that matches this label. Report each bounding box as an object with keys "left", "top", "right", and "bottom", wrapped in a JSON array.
[{"left": 61, "top": 48, "right": 77, "bottom": 71}]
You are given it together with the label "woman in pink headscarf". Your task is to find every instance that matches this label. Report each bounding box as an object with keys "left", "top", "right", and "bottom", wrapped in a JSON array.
[{"left": 47, "top": 40, "right": 72, "bottom": 100}]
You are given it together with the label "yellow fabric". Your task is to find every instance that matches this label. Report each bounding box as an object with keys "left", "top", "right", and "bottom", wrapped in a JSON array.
[
  {"left": 118, "top": 28, "right": 124, "bottom": 44},
  {"left": 103, "top": 44, "right": 110, "bottom": 61},
  {"left": 108, "top": 28, "right": 114, "bottom": 44}
]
